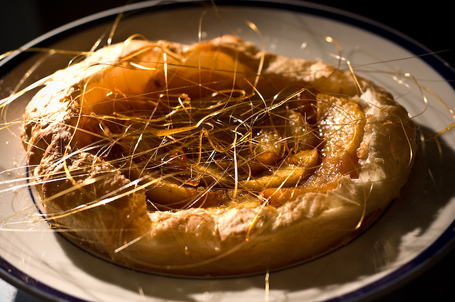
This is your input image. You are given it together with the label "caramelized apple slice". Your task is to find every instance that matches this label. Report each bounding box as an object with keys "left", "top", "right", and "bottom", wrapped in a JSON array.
[
  {"left": 242, "top": 148, "right": 318, "bottom": 191},
  {"left": 262, "top": 94, "right": 365, "bottom": 206},
  {"left": 127, "top": 163, "right": 232, "bottom": 210},
  {"left": 307, "top": 94, "right": 365, "bottom": 187},
  {"left": 252, "top": 128, "right": 283, "bottom": 166}
]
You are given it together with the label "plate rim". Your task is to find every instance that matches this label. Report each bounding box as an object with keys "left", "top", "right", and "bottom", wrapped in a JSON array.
[{"left": 1, "top": 1, "right": 455, "bottom": 301}]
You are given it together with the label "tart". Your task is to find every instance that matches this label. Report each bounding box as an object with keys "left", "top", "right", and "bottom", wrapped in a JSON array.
[{"left": 22, "top": 35, "right": 416, "bottom": 276}]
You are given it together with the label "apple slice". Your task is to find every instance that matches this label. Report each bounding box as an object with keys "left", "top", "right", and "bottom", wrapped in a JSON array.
[{"left": 262, "top": 94, "right": 365, "bottom": 206}]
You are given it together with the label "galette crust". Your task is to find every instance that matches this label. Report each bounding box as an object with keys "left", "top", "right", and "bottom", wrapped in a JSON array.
[{"left": 22, "top": 35, "right": 416, "bottom": 276}]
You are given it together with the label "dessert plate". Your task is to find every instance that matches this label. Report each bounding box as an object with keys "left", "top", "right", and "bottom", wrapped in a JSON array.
[{"left": 1, "top": 1, "right": 454, "bottom": 301}]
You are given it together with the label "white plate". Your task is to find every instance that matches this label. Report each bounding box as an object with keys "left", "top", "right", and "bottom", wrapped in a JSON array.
[{"left": 1, "top": 1, "right": 455, "bottom": 301}]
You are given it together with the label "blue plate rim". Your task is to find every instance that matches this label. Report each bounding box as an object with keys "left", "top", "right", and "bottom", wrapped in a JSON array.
[{"left": 1, "top": 1, "right": 454, "bottom": 301}]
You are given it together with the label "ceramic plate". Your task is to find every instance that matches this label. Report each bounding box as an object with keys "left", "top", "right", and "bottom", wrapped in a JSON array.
[{"left": 1, "top": 1, "right": 455, "bottom": 301}]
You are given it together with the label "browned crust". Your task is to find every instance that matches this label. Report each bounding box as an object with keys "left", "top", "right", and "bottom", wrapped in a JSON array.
[{"left": 22, "top": 35, "right": 416, "bottom": 276}]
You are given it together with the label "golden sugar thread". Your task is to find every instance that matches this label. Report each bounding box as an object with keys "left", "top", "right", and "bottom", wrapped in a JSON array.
[{"left": 0, "top": 4, "right": 452, "bottom": 276}]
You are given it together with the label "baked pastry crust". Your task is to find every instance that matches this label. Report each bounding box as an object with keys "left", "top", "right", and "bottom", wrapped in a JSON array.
[{"left": 22, "top": 35, "right": 416, "bottom": 276}]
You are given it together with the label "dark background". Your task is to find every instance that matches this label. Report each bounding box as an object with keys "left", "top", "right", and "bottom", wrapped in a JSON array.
[
  {"left": 1, "top": 0, "right": 454, "bottom": 68},
  {"left": 0, "top": 1, "right": 454, "bottom": 301}
]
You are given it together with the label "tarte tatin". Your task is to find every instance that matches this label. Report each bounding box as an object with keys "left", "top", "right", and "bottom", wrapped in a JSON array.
[{"left": 21, "top": 35, "right": 416, "bottom": 276}]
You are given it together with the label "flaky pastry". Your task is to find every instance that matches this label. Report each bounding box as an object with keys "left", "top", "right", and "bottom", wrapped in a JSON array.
[{"left": 22, "top": 35, "right": 416, "bottom": 276}]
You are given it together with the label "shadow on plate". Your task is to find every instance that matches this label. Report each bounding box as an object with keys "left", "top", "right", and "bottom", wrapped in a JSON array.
[{"left": 55, "top": 125, "right": 455, "bottom": 301}]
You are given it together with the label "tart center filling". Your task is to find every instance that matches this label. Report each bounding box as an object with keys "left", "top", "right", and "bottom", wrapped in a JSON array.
[{"left": 72, "top": 43, "right": 365, "bottom": 210}]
